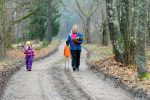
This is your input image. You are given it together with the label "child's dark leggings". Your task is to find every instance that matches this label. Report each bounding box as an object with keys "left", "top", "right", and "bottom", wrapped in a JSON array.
[{"left": 70, "top": 50, "right": 81, "bottom": 69}]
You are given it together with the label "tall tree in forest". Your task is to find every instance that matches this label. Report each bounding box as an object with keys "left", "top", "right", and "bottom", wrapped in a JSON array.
[
  {"left": 146, "top": 0, "right": 150, "bottom": 46},
  {"left": 135, "top": 0, "right": 148, "bottom": 77},
  {"left": 106, "top": 0, "right": 149, "bottom": 77},
  {"left": 0, "top": 0, "right": 7, "bottom": 59},
  {"left": 51, "top": 4, "right": 60, "bottom": 37},
  {"left": 45, "top": 0, "right": 60, "bottom": 43},
  {"left": 45, "top": 0, "right": 52, "bottom": 43},
  {"left": 101, "top": 11, "right": 109, "bottom": 46},
  {"left": 119, "top": 0, "right": 131, "bottom": 65},
  {"left": 106, "top": 0, "right": 139, "bottom": 65},
  {"left": 94, "top": 8, "right": 109, "bottom": 45},
  {"left": 28, "top": 3, "right": 47, "bottom": 40},
  {"left": 117, "top": 0, "right": 137, "bottom": 65},
  {"left": 75, "top": 0, "right": 99, "bottom": 43},
  {"left": 27, "top": 0, "right": 60, "bottom": 42},
  {"left": 105, "top": 0, "right": 124, "bottom": 62}
]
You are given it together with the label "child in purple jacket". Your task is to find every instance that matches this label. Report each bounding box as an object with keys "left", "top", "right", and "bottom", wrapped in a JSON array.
[{"left": 24, "top": 41, "right": 34, "bottom": 71}]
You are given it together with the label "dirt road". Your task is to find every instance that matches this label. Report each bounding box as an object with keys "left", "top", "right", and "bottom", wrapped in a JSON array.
[{"left": 1, "top": 44, "right": 136, "bottom": 100}]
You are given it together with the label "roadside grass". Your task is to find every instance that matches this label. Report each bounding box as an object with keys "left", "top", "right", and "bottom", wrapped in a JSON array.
[
  {"left": 84, "top": 43, "right": 113, "bottom": 61},
  {"left": 84, "top": 43, "right": 150, "bottom": 94}
]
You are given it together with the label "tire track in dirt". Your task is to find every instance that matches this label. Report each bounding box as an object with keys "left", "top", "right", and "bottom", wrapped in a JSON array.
[
  {"left": 48, "top": 62, "right": 93, "bottom": 100},
  {"left": 66, "top": 49, "right": 135, "bottom": 100}
]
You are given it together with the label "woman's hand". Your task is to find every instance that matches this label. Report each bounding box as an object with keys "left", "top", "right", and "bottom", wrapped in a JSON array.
[{"left": 77, "top": 40, "right": 82, "bottom": 44}]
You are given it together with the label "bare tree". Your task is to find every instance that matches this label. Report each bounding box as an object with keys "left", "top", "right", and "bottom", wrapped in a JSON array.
[{"left": 75, "top": 0, "right": 99, "bottom": 43}]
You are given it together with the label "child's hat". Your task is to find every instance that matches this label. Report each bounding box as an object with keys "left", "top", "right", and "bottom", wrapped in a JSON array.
[{"left": 26, "top": 41, "right": 31, "bottom": 45}]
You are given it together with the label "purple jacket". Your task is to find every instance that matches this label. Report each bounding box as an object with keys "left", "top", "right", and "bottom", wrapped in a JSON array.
[{"left": 24, "top": 46, "right": 34, "bottom": 57}]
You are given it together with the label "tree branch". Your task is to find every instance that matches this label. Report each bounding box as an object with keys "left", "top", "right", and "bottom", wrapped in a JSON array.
[{"left": 13, "top": 7, "right": 38, "bottom": 24}]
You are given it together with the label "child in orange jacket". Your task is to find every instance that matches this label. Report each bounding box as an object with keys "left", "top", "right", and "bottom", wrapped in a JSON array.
[
  {"left": 64, "top": 41, "right": 71, "bottom": 71},
  {"left": 64, "top": 41, "right": 71, "bottom": 57}
]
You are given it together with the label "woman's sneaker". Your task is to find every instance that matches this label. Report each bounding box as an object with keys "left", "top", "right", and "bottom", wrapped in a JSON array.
[{"left": 73, "top": 67, "right": 76, "bottom": 71}]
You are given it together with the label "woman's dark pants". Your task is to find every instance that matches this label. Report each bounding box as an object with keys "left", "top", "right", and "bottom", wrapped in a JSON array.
[{"left": 70, "top": 50, "right": 81, "bottom": 70}]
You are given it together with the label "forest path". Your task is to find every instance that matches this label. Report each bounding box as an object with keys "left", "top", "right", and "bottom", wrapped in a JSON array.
[{"left": 2, "top": 43, "right": 135, "bottom": 100}]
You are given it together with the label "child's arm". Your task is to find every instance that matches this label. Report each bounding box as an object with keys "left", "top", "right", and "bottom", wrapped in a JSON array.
[
  {"left": 32, "top": 48, "right": 35, "bottom": 57},
  {"left": 23, "top": 47, "right": 28, "bottom": 54}
]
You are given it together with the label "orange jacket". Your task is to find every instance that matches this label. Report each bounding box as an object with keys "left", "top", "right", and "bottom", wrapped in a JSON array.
[{"left": 64, "top": 46, "right": 71, "bottom": 57}]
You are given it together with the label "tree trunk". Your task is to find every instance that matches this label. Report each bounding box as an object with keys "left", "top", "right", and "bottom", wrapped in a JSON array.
[
  {"left": 146, "top": 0, "right": 150, "bottom": 46},
  {"left": 75, "top": 0, "right": 99, "bottom": 43},
  {"left": 45, "top": 0, "right": 52, "bottom": 43},
  {"left": 135, "top": 0, "right": 148, "bottom": 76},
  {"left": 0, "top": 0, "right": 7, "bottom": 59},
  {"left": 127, "top": 0, "right": 137, "bottom": 65},
  {"left": 115, "top": 0, "right": 136, "bottom": 65},
  {"left": 84, "top": 16, "right": 91, "bottom": 43},
  {"left": 102, "top": 20, "right": 109, "bottom": 46},
  {"left": 106, "top": 0, "right": 124, "bottom": 62},
  {"left": 120, "top": 0, "right": 131, "bottom": 65},
  {"left": 136, "top": 36, "right": 147, "bottom": 76}
]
